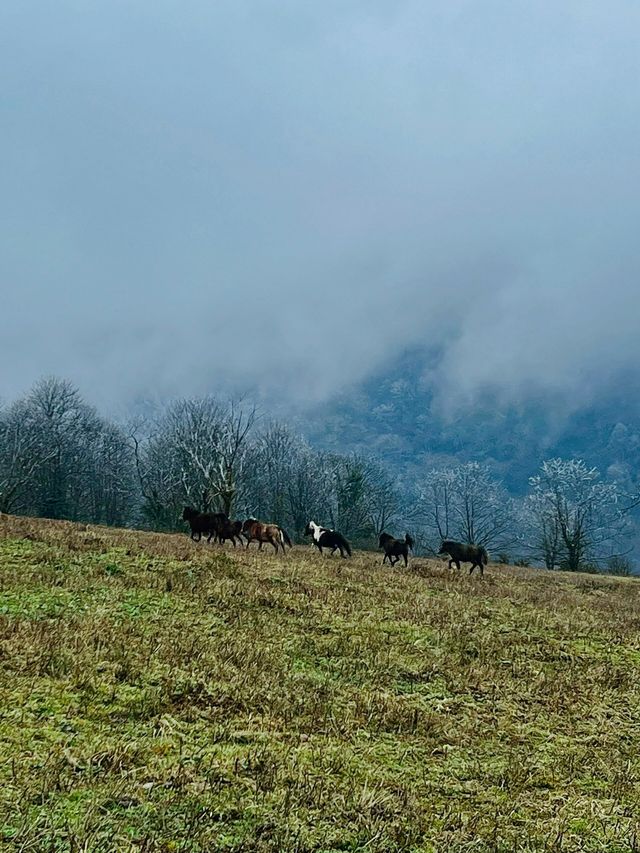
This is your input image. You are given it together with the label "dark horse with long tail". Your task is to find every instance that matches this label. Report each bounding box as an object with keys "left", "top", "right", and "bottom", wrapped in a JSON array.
[
  {"left": 379, "top": 532, "right": 414, "bottom": 567},
  {"left": 438, "top": 540, "right": 489, "bottom": 575}
]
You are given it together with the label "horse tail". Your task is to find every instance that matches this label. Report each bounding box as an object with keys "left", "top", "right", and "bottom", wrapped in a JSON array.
[
  {"left": 405, "top": 534, "right": 414, "bottom": 550},
  {"left": 280, "top": 527, "right": 293, "bottom": 548},
  {"left": 480, "top": 546, "right": 489, "bottom": 565},
  {"left": 337, "top": 533, "right": 351, "bottom": 557}
]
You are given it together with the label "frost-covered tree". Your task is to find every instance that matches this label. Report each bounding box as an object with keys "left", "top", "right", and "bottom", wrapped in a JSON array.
[
  {"left": 418, "top": 462, "right": 517, "bottom": 552},
  {"left": 527, "top": 458, "right": 637, "bottom": 571}
]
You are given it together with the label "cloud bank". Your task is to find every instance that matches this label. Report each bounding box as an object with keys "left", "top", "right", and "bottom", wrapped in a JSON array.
[{"left": 1, "top": 1, "right": 639, "bottom": 411}]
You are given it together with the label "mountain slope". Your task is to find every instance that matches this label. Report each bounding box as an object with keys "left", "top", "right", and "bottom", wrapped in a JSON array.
[
  {"left": 300, "top": 351, "right": 640, "bottom": 496},
  {"left": 1, "top": 513, "right": 639, "bottom": 851}
]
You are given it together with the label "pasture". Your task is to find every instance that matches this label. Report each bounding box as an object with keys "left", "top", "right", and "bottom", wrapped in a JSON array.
[{"left": 0, "top": 514, "right": 639, "bottom": 852}]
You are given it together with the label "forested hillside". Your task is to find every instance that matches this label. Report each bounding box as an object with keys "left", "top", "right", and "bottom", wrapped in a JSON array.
[
  {"left": 299, "top": 351, "right": 640, "bottom": 499},
  {"left": 1, "top": 372, "right": 639, "bottom": 572}
]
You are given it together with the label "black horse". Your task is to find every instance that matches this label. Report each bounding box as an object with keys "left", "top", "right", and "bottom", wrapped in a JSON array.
[
  {"left": 217, "top": 518, "right": 245, "bottom": 547},
  {"left": 438, "top": 540, "right": 489, "bottom": 575},
  {"left": 379, "top": 532, "right": 414, "bottom": 567},
  {"left": 181, "top": 506, "right": 227, "bottom": 543}
]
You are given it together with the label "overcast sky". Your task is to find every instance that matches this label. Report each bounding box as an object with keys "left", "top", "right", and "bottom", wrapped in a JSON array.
[{"left": 1, "top": 1, "right": 639, "bottom": 412}]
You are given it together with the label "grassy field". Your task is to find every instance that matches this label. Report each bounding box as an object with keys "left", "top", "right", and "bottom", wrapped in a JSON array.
[{"left": 0, "top": 515, "right": 639, "bottom": 852}]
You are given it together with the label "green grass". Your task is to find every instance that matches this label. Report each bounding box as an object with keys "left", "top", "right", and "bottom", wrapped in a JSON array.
[{"left": 0, "top": 514, "right": 639, "bottom": 851}]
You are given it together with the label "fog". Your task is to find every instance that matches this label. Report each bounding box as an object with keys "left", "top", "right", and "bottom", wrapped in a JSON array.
[{"left": 1, "top": 1, "right": 639, "bottom": 412}]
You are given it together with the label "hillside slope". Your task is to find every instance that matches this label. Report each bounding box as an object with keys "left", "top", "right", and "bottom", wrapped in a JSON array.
[{"left": 0, "top": 514, "right": 639, "bottom": 852}]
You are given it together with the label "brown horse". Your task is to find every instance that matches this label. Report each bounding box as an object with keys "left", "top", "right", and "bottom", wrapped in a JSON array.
[{"left": 242, "top": 518, "right": 288, "bottom": 553}]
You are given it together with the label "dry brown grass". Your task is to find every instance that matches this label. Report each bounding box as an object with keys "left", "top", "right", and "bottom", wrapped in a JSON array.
[{"left": 0, "top": 512, "right": 639, "bottom": 852}]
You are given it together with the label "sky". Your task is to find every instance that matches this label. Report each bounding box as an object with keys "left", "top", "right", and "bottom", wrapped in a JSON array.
[{"left": 1, "top": 1, "right": 640, "bottom": 412}]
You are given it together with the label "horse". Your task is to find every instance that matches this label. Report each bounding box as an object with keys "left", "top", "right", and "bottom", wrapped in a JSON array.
[
  {"left": 379, "top": 532, "right": 414, "bottom": 567},
  {"left": 182, "top": 506, "right": 227, "bottom": 543},
  {"left": 217, "top": 518, "right": 244, "bottom": 547},
  {"left": 438, "top": 540, "right": 489, "bottom": 575},
  {"left": 242, "top": 518, "right": 289, "bottom": 554},
  {"left": 304, "top": 521, "right": 351, "bottom": 558}
]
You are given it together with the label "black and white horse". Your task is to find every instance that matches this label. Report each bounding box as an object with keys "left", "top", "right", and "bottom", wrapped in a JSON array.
[{"left": 304, "top": 520, "right": 352, "bottom": 558}]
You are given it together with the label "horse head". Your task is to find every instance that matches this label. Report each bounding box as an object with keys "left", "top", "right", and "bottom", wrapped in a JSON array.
[{"left": 378, "top": 532, "right": 392, "bottom": 548}]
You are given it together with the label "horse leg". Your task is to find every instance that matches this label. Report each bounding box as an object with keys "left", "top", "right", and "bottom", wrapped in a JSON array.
[
  {"left": 404, "top": 552, "right": 408, "bottom": 567},
  {"left": 271, "top": 536, "right": 279, "bottom": 554},
  {"left": 245, "top": 536, "right": 252, "bottom": 550}
]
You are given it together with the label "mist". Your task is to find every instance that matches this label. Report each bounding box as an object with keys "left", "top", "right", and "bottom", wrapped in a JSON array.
[{"left": 2, "top": 1, "right": 639, "bottom": 412}]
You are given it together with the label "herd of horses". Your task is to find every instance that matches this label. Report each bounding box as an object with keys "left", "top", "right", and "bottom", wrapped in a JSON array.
[{"left": 181, "top": 506, "right": 491, "bottom": 574}]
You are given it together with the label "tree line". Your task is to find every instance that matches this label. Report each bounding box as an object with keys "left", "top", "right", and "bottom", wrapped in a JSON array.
[{"left": 0, "top": 377, "right": 637, "bottom": 573}]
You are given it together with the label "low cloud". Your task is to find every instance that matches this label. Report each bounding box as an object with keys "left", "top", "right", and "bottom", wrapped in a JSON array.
[{"left": 1, "top": 1, "right": 639, "bottom": 412}]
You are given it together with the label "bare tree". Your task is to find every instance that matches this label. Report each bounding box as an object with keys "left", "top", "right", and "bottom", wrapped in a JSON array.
[
  {"left": 243, "top": 423, "right": 336, "bottom": 538},
  {"left": 132, "top": 396, "right": 257, "bottom": 528},
  {"left": 528, "top": 458, "right": 637, "bottom": 571},
  {"left": 0, "top": 399, "right": 54, "bottom": 514},
  {"left": 327, "top": 454, "right": 383, "bottom": 544},
  {"left": 245, "top": 423, "right": 300, "bottom": 523},
  {"left": 523, "top": 491, "right": 562, "bottom": 569},
  {"left": 214, "top": 399, "right": 257, "bottom": 516},
  {"left": 130, "top": 417, "right": 184, "bottom": 530},
  {"left": 362, "top": 458, "right": 404, "bottom": 537},
  {"left": 419, "top": 462, "right": 517, "bottom": 552},
  {"left": 285, "top": 449, "right": 335, "bottom": 537},
  {"left": 87, "top": 422, "right": 137, "bottom": 526},
  {"left": 17, "top": 378, "right": 103, "bottom": 520}
]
